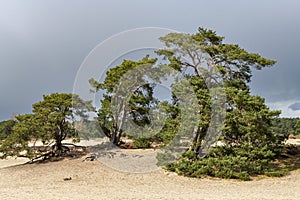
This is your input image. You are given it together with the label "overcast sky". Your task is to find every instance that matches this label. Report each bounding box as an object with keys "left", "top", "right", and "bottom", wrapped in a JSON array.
[{"left": 1, "top": 0, "right": 300, "bottom": 121}]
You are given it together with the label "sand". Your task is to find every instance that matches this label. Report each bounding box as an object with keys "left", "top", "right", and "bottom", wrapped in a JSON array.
[{"left": 0, "top": 139, "right": 299, "bottom": 200}]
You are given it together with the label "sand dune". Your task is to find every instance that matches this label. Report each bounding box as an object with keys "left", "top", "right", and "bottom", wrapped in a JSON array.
[
  {"left": 0, "top": 139, "right": 299, "bottom": 199},
  {"left": 0, "top": 154, "right": 299, "bottom": 200}
]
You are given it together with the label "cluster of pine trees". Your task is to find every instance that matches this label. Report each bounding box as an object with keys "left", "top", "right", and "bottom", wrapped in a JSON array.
[{"left": 1, "top": 27, "right": 299, "bottom": 180}]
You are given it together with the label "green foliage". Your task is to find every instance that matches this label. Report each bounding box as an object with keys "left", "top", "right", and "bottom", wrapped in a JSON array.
[
  {"left": 166, "top": 147, "right": 285, "bottom": 180},
  {"left": 223, "top": 88, "right": 283, "bottom": 155},
  {"left": 156, "top": 152, "right": 176, "bottom": 167},
  {"left": 264, "top": 169, "right": 289, "bottom": 177},
  {"left": 90, "top": 56, "right": 168, "bottom": 145},
  {"left": 272, "top": 117, "right": 300, "bottom": 137},
  {"left": 75, "top": 119, "right": 105, "bottom": 140},
  {"left": 153, "top": 101, "right": 180, "bottom": 146},
  {"left": 157, "top": 27, "right": 285, "bottom": 180},
  {"left": 0, "top": 120, "right": 16, "bottom": 140},
  {"left": 87, "top": 27, "right": 289, "bottom": 180},
  {"left": 133, "top": 137, "right": 151, "bottom": 149},
  {"left": 0, "top": 93, "right": 93, "bottom": 159}
]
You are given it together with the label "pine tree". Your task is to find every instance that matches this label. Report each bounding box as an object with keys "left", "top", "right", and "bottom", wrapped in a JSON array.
[
  {"left": 0, "top": 93, "right": 93, "bottom": 159},
  {"left": 157, "top": 28, "right": 285, "bottom": 180}
]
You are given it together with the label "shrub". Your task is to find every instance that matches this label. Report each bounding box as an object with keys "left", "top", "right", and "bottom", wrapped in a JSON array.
[
  {"left": 264, "top": 169, "right": 289, "bottom": 177},
  {"left": 156, "top": 152, "right": 176, "bottom": 167},
  {"left": 133, "top": 137, "right": 151, "bottom": 149},
  {"left": 165, "top": 144, "right": 284, "bottom": 180},
  {"left": 238, "top": 171, "right": 250, "bottom": 181}
]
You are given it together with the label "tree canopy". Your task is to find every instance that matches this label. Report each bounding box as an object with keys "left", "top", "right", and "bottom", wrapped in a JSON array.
[
  {"left": 0, "top": 93, "right": 93, "bottom": 159},
  {"left": 155, "top": 28, "right": 287, "bottom": 180},
  {"left": 89, "top": 56, "right": 168, "bottom": 146},
  {"left": 90, "top": 27, "right": 291, "bottom": 180},
  {"left": 272, "top": 117, "right": 300, "bottom": 137},
  {"left": 0, "top": 119, "right": 16, "bottom": 140}
]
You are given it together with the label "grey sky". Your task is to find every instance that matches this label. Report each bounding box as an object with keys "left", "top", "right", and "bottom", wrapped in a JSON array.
[{"left": 1, "top": 0, "right": 300, "bottom": 120}]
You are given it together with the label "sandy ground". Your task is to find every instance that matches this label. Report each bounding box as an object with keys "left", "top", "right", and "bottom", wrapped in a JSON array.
[
  {"left": 0, "top": 139, "right": 299, "bottom": 200},
  {"left": 286, "top": 139, "right": 300, "bottom": 145}
]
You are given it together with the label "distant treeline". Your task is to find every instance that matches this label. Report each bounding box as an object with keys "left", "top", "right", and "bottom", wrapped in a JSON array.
[
  {"left": 272, "top": 117, "right": 300, "bottom": 137},
  {"left": 0, "top": 119, "right": 16, "bottom": 140}
]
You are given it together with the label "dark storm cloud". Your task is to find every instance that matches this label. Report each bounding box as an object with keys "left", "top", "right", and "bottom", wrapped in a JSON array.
[{"left": 1, "top": 0, "right": 300, "bottom": 120}]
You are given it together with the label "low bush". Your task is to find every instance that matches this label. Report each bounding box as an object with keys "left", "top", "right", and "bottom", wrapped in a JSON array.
[
  {"left": 264, "top": 169, "right": 288, "bottom": 177},
  {"left": 156, "top": 152, "right": 176, "bottom": 166},
  {"left": 165, "top": 144, "right": 287, "bottom": 181},
  {"left": 133, "top": 137, "right": 151, "bottom": 149}
]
